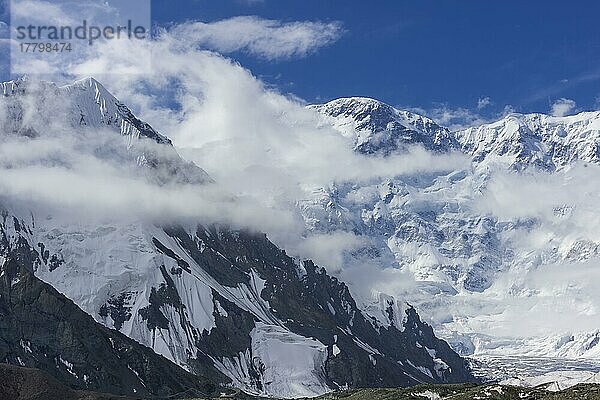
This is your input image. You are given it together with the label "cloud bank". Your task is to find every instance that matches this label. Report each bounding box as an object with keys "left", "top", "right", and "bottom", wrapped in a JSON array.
[
  {"left": 551, "top": 97, "right": 577, "bottom": 117},
  {"left": 169, "top": 16, "right": 344, "bottom": 60},
  {"left": 0, "top": 19, "right": 466, "bottom": 283}
]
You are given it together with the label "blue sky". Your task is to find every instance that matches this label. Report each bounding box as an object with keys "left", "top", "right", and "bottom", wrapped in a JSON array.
[
  {"left": 2, "top": 0, "right": 600, "bottom": 124},
  {"left": 151, "top": 0, "right": 600, "bottom": 119}
]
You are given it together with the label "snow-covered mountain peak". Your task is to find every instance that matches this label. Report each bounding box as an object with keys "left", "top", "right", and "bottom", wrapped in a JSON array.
[
  {"left": 60, "top": 76, "right": 123, "bottom": 108},
  {"left": 60, "top": 77, "right": 172, "bottom": 145},
  {"left": 1, "top": 76, "right": 171, "bottom": 145},
  {"left": 0, "top": 76, "right": 210, "bottom": 185},
  {"left": 310, "top": 97, "right": 456, "bottom": 155},
  {"left": 66, "top": 76, "right": 104, "bottom": 87},
  {"left": 315, "top": 96, "right": 395, "bottom": 117}
]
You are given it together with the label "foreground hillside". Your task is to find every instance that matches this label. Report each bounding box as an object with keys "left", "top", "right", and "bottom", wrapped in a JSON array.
[
  {"left": 4, "top": 362, "right": 600, "bottom": 400},
  {"left": 310, "top": 384, "right": 600, "bottom": 400},
  {"left": 0, "top": 364, "right": 134, "bottom": 400}
]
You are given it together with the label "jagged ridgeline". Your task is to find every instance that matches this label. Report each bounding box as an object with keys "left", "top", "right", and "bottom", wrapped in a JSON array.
[
  {"left": 307, "top": 96, "right": 600, "bottom": 362},
  {"left": 0, "top": 78, "right": 475, "bottom": 399}
]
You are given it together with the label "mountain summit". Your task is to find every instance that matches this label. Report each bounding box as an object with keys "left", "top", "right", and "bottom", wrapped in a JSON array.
[{"left": 310, "top": 97, "right": 456, "bottom": 155}]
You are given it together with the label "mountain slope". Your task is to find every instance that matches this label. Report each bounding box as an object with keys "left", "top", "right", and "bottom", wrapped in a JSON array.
[
  {"left": 1, "top": 209, "right": 475, "bottom": 398},
  {"left": 0, "top": 218, "right": 224, "bottom": 398},
  {"left": 0, "top": 79, "right": 475, "bottom": 398}
]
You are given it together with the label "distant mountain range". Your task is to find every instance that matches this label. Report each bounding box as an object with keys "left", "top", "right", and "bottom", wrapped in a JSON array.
[{"left": 308, "top": 96, "right": 600, "bottom": 361}]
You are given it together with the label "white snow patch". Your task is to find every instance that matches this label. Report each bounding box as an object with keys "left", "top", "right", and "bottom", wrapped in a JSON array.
[
  {"left": 407, "top": 360, "right": 433, "bottom": 379},
  {"left": 414, "top": 390, "right": 442, "bottom": 400},
  {"left": 218, "top": 322, "right": 330, "bottom": 399},
  {"left": 250, "top": 323, "right": 330, "bottom": 398},
  {"left": 57, "top": 355, "right": 78, "bottom": 379},
  {"left": 332, "top": 344, "right": 341, "bottom": 357},
  {"left": 20, "top": 340, "right": 32, "bottom": 354},
  {"left": 352, "top": 337, "right": 381, "bottom": 355},
  {"left": 214, "top": 300, "right": 228, "bottom": 317},
  {"left": 501, "top": 370, "right": 597, "bottom": 391}
]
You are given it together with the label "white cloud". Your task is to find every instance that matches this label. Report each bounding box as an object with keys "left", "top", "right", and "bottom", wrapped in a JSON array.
[
  {"left": 551, "top": 98, "right": 577, "bottom": 117},
  {"left": 467, "top": 164, "right": 600, "bottom": 336},
  {"left": 291, "top": 231, "right": 365, "bottom": 273},
  {"left": 501, "top": 104, "right": 516, "bottom": 115},
  {"left": 475, "top": 165, "right": 600, "bottom": 237},
  {"left": 410, "top": 105, "right": 489, "bottom": 131},
  {"left": 410, "top": 102, "right": 518, "bottom": 131},
  {"left": 11, "top": 0, "right": 76, "bottom": 25},
  {"left": 168, "top": 16, "right": 344, "bottom": 60},
  {"left": 0, "top": 126, "right": 301, "bottom": 236},
  {"left": 1, "top": 26, "right": 467, "bottom": 275},
  {"left": 477, "top": 96, "right": 491, "bottom": 109}
]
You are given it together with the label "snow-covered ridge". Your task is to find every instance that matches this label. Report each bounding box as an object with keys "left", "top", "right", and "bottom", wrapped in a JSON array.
[
  {"left": 2, "top": 76, "right": 170, "bottom": 145},
  {"left": 312, "top": 96, "right": 600, "bottom": 170},
  {"left": 455, "top": 111, "right": 600, "bottom": 170},
  {"left": 310, "top": 97, "right": 456, "bottom": 155}
]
